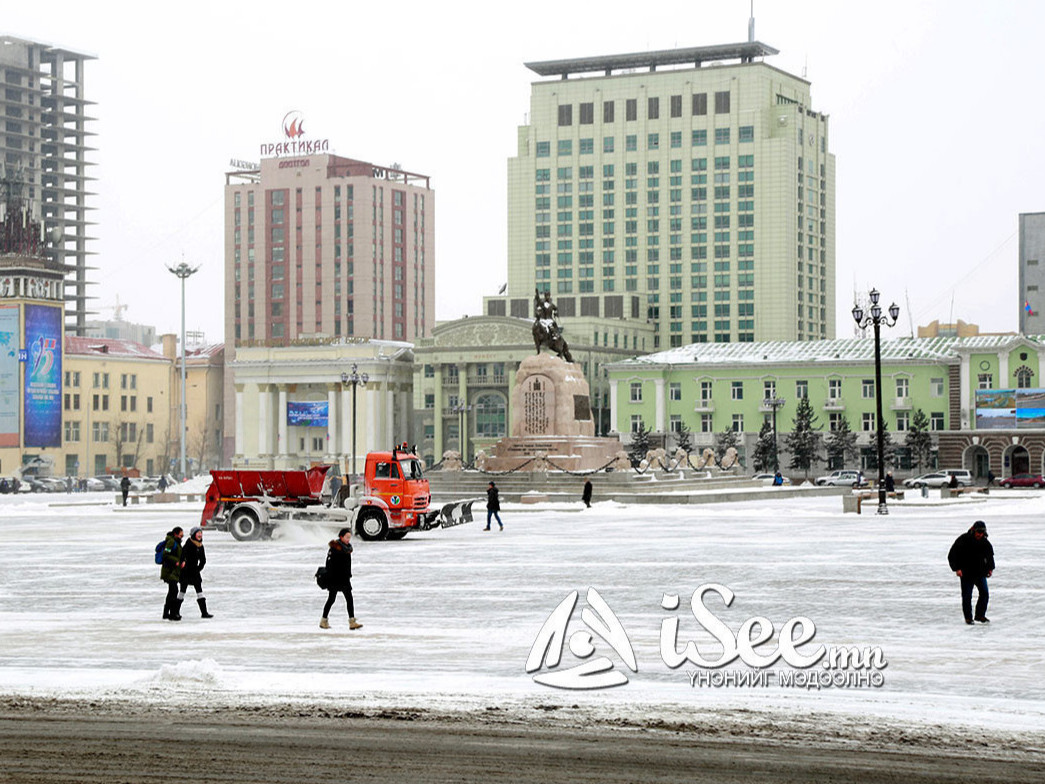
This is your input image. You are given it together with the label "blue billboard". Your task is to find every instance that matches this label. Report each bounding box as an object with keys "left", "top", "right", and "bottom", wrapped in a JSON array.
[
  {"left": 287, "top": 400, "right": 328, "bottom": 427},
  {"left": 23, "top": 304, "right": 62, "bottom": 447}
]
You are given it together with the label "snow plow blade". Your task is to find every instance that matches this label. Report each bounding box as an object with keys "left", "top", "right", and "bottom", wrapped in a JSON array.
[{"left": 422, "top": 500, "right": 477, "bottom": 529}]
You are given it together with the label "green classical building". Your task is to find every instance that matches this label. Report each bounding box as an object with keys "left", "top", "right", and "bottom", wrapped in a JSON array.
[
  {"left": 606, "top": 334, "right": 1045, "bottom": 479},
  {"left": 506, "top": 39, "right": 835, "bottom": 351}
]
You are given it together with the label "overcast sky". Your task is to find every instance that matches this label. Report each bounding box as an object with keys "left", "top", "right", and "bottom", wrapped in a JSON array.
[{"left": 4, "top": 0, "right": 1041, "bottom": 343}]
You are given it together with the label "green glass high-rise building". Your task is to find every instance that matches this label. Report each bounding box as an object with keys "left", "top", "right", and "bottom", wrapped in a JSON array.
[{"left": 506, "top": 40, "right": 835, "bottom": 350}]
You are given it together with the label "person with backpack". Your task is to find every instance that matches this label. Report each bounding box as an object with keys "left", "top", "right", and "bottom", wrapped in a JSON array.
[
  {"left": 484, "top": 481, "right": 503, "bottom": 531},
  {"left": 179, "top": 527, "right": 213, "bottom": 619},
  {"left": 160, "top": 527, "right": 185, "bottom": 621},
  {"left": 320, "top": 527, "right": 362, "bottom": 630}
]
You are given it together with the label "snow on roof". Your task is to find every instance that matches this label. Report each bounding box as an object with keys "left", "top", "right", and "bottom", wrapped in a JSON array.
[
  {"left": 612, "top": 334, "right": 1044, "bottom": 368},
  {"left": 65, "top": 336, "right": 167, "bottom": 360}
]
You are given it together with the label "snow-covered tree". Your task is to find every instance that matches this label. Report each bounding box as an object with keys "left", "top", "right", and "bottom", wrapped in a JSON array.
[
  {"left": 715, "top": 426, "right": 741, "bottom": 463},
  {"left": 905, "top": 409, "right": 933, "bottom": 472},
  {"left": 825, "top": 415, "right": 859, "bottom": 470},
  {"left": 628, "top": 420, "right": 652, "bottom": 466},
  {"left": 752, "top": 419, "right": 777, "bottom": 473},
  {"left": 785, "top": 396, "right": 822, "bottom": 476}
]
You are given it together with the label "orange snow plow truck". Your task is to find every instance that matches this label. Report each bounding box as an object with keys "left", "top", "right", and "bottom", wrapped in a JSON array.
[{"left": 201, "top": 448, "right": 475, "bottom": 541}]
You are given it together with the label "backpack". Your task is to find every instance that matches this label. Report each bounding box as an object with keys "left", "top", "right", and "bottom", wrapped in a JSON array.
[
  {"left": 155, "top": 540, "right": 165, "bottom": 565},
  {"left": 315, "top": 566, "right": 329, "bottom": 590}
]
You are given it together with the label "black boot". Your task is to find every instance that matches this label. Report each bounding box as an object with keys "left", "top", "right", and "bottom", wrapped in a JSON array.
[
  {"left": 198, "top": 598, "right": 214, "bottom": 618},
  {"left": 170, "top": 599, "right": 183, "bottom": 621},
  {"left": 163, "top": 602, "right": 171, "bottom": 620}
]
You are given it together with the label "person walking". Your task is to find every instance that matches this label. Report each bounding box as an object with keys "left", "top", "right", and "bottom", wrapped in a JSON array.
[
  {"left": 484, "top": 481, "right": 503, "bottom": 531},
  {"left": 160, "top": 527, "right": 185, "bottom": 621},
  {"left": 885, "top": 472, "right": 895, "bottom": 493},
  {"left": 582, "top": 479, "right": 593, "bottom": 508},
  {"left": 320, "top": 527, "right": 362, "bottom": 630},
  {"left": 120, "top": 476, "right": 131, "bottom": 506},
  {"left": 986, "top": 470, "right": 996, "bottom": 487},
  {"left": 158, "top": 474, "right": 168, "bottom": 493},
  {"left": 179, "top": 527, "right": 213, "bottom": 618},
  {"left": 947, "top": 520, "right": 995, "bottom": 624}
]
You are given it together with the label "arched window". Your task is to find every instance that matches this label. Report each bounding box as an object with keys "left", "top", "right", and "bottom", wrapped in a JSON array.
[
  {"left": 474, "top": 393, "right": 507, "bottom": 439},
  {"left": 1015, "top": 366, "right": 1034, "bottom": 389}
]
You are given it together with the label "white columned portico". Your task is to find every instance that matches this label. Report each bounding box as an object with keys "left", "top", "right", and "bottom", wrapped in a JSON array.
[
  {"left": 327, "top": 386, "right": 338, "bottom": 455},
  {"left": 653, "top": 377, "right": 666, "bottom": 433},
  {"left": 278, "top": 389, "right": 288, "bottom": 457}
]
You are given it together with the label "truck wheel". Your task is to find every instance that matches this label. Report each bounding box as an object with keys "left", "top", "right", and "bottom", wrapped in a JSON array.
[
  {"left": 230, "top": 510, "right": 262, "bottom": 541},
  {"left": 357, "top": 511, "right": 388, "bottom": 541},
  {"left": 386, "top": 530, "right": 408, "bottom": 540}
]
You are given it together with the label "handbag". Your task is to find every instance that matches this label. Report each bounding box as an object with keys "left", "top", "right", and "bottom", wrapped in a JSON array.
[{"left": 314, "top": 566, "right": 329, "bottom": 590}]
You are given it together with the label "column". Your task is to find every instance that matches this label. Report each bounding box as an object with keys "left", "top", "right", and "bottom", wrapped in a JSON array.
[
  {"left": 458, "top": 365, "right": 468, "bottom": 459},
  {"left": 327, "top": 386, "right": 338, "bottom": 456},
  {"left": 433, "top": 364, "right": 444, "bottom": 459},
  {"left": 366, "top": 386, "right": 378, "bottom": 456},
  {"left": 999, "top": 351, "right": 1010, "bottom": 386},
  {"left": 278, "top": 388, "right": 288, "bottom": 457},
  {"left": 609, "top": 382, "right": 619, "bottom": 434},
  {"left": 386, "top": 384, "right": 395, "bottom": 447},
  {"left": 235, "top": 387, "right": 244, "bottom": 458},
  {"left": 959, "top": 354, "right": 971, "bottom": 430},
  {"left": 258, "top": 387, "right": 269, "bottom": 456},
  {"left": 653, "top": 377, "right": 666, "bottom": 433}
]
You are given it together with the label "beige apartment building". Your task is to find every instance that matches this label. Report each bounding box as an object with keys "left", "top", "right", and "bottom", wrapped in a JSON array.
[{"left": 506, "top": 40, "right": 835, "bottom": 350}]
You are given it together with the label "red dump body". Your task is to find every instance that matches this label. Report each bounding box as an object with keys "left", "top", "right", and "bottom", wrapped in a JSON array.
[{"left": 202, "top": 466, "right": 329, "bottom": 528}]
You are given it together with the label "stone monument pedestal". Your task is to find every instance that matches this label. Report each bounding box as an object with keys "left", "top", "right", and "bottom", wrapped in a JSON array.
[{"left": 483, "top": 354, "right": 620, "bottom": 472}]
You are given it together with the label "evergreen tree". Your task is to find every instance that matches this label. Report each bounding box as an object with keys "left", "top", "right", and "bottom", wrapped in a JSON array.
[
  {"left": 715, "top": 426, "right": 741, "bottom": 464},
  {"left": 785, "top": 396, "right": 822, "bottom": 476},
  {"left": 628, "top": 420, "right": 652, "bottom": 466},
  {"left": 867, "top": 421, "right": 897, "bottom": 471},
  {"left": 674, "top": 420, "right": 694, "bottom": 454},
  {"left": 905, "top": 409, "right": 933, "bottom": 472},
  {"left": 825, "top": 415, "right": 859, "bottom": 470},
  {"left": 752, "top": 419, "right": 777, "bottom": 473}
]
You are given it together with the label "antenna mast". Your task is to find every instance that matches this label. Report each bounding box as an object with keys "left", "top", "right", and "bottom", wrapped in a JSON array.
[{"left": 748, "top": 0, "right": 755, "bottom": 42}]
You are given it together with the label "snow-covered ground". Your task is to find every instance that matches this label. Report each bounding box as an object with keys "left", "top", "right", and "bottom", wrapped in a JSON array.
[{"left": 1, "top": 489, "right": 1043, "bottom": 743}]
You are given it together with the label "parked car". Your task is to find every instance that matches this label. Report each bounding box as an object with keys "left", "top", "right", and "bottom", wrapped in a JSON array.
[
  {"left": 903, "top": 471, "right": 971, "bottom": 489},
  {"left": 752, "top": 473, "right": 792, "bottom": 485},
  {"left": 815, "top": 470, "right": 862, "bottom": 487},
  {"left": 999, "top": 473, "right": 1045, "bottom": 488},
  {"left": 83, "top": 477, "right": 108, "bottom": 492},
  {"left": 94, "top": 476, "right": 121, "bottom": 491}
]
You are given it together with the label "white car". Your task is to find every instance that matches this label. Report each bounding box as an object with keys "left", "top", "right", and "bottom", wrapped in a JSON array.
[
  {"left": 903, "top": 471, "right": 970, "bottom": 489},
  {"left": 815, "top": 470, "right": 863, "bottom": 487}
]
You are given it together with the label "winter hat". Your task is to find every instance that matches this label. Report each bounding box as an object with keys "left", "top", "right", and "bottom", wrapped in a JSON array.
[
  {"left": 972, "top": 521, "right": 987, "bottom": 533},
  {"left": 190, "top": 526, "right": 202, "bottom": 537}
]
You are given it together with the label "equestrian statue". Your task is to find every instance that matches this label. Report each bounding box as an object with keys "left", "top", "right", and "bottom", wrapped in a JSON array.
[{"left": 532, "top": 288, "right": 574, "bottom": 363}]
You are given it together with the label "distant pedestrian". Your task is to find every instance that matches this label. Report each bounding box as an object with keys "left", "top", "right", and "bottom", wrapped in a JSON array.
[
  {"left": 948, "top": 473, "right": 959, "bottom": 489},
  {"left": 947, "top": 520, "right": 995, "bottom": 625},
  {"left": 158, "top": 475, "right": 168, "bottom": 493},
  {"left": 160, "top": 527, "right": 185, "bottom": 621},
  {"left": 857, "top": 471, "right": 865, "bottom": 487},
  {"left": 885, "top": 472, "right": 895, "bottom": 493},
  {"left": 320, "top": 527, "right": 362, "bottom": 630},
  {"left": 582, "top": 479, "right": 593, "bottom": 507},
  {"left": 179, "top": 527, "right": 213, "bottom": 618},
  {"left": 986, "top": 470, "right": 996, "bottom": 487},
  {"left": 120, "top": 476, "right": 130, "bottom": 506},
  {"left": 772, "top": 471, "right": 784, "bottom": 487},
  {"left": 484, "top": 481, "right": 503, "bottom": 531}
]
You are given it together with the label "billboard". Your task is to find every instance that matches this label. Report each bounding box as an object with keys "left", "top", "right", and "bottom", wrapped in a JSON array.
[
  {"left": 23, "top": 304, "right": 62, "bottom": 447},
  {"left": 0, "top": 306, "right": 18, "bottom": 447},
  {"left": 287, "top": 400, "right": 328, "bottom": 427},
  {"left": 975, "top": 388, "right": 1045, "bottom": 430}
]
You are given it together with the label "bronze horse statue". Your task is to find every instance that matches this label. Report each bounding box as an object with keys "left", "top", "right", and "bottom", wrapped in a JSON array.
[{"left": 533, "top": 288, "right": 574, "bottom": 363}]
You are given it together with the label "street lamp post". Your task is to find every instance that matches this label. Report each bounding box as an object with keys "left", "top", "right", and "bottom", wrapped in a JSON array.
[
  {"left": 852, "top": 289, "right": 900, "bottom": 515},
  {"left": 765, "top": 396, "right": 786, "bottom": 473},
  {"left": 166, "top": 262, "right": 199, "bottom": 479},
  {"left": 341, "top": 364, "right": 369, "bottom": 493}
]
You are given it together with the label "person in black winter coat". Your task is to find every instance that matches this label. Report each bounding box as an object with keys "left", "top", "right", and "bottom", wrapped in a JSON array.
[
  {"left": 179, "top": 527, "right": 213, "bottom": 618},
  {"left": 320, "top": 527, "right": 362, "bottom": 630},
  {"left": 484, "top": 481, "right": 503, "bottom": 530},
  {"left": 582, "top": 479, "right": 593, "bottom": 508},
  {"left": 947, "top": 520, "right": 995, "bottom": 624},
  {"left": 160, "top": 527, "right": 184, "bottom": 621},
  {"left": 120, "top": 476, "right": 131, "bottom": 506}
]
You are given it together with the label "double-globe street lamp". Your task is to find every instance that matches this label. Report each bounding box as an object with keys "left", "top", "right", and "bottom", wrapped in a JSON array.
[
  {"left": 166, "top": 261, "right": 199, "bottom": 479},
  {"left": 852, "top": 289, "right": 900, "bottom": 515},
  {"left": 341, "top": 364, "right": 368, "bottom": 493},
  {"left": 764, "top": 396, "right": 786, "bottom": 473}
]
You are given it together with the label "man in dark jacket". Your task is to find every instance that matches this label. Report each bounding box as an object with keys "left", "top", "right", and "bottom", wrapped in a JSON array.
[
  {"left": 161, "top": 527, "right": 185, "bottom": 621},
  {"left": 320, "top": 527, "right": 361, "bottom": 630},
  {"left": 120, "top": 476, "right": 131, "bottom": 506},
  {"left": 484, "top": 481, "right": 503, "bottom": 531},
  {"left": 179, "top": 527, "right": 213, "bottom": 618},
  {"left": 582, "top": 479, "right": 593, "bottom": 507},
  {"left": 947, "top": 520, "right": 995, "bottom": 624}
]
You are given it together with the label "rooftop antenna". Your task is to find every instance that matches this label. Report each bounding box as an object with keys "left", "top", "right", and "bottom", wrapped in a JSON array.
[
  {"left": 748, "top": 0, "right": 755, "bottom": 42},
  {"left": 904, "top": 290, "right": 914, "bottom": 337}
]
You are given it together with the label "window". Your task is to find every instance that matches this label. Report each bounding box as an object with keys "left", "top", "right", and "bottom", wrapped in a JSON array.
[
  {"left": 626, "top": 99, "right": 637, "bottom": 121},
  {"left": 732, "top": 414, "right": 744, "bottom": 432},
  {"left": 763, "top": 380, "right": 776, "bottom": 400},
  {"left": 895, "top": 377, "right": 910, "bottom": 399},
  {"left": 795, "top": 380, "right": 808, "bottom": 399},
  {"left": 1016, "top": 367, "right": 1033, "bottom": 388},
  {"left": 701, "top": 413, "right": 713, "bottom": 432},
  {"left": 862, "top": 379, "right": 875, "bottom": 399},
  {"left": 930, "top": 377, "right": 944, "bottom": 397},
  {"left": 714, "top": 128, "right": 730, "bottom": 145},
  {"left": 862, "top": 412, "right": 876, "bottom": 432},
  {"left": 604, "top": 101, "right": 615, "bottom": 123},
  {"left": 536, "top": 141, "right": 550, "bottom": 157},
  {"left": 424, "top": 394, "right": 434, "bottom": 409},
  {"left": 700, "top": 380, "right": 712, "bottom": 402},
  {"left": 896, "top": 412, "right": 909, "bottom": 431},
  {"left": 714, "top": 91, "right": 731, "bottom": 114},
  {"left": 558, "top": 104, "right": 573, "bottom": 126},
  {"left": 828, "top": 413, "right": 843, "bottom": 432},
  {"left": 669, "top": 414, "right": 682, "bottom": 433},
  {"left": 669, "top": 382, "right": 681, "bottom": 401},
  {"left": 630, "top": 382, "right": 643, "bottom": 402},
  {"left": 977, "top": 373, "right": 993, "bottom": 389},
  {"left": 828, "top": 379, "right": 842, "bottom": 399},
  {"left": 692, "top": 93, "right": 707, "bottom": 116},
  {"left": 630, "top": 415, "right": 644, "bottom": 433},
  {"left": 731, "top": 381, "right": 743, "bottom": 400},
  {"left": 648, "top": 97, "right": 659, "bottom": 119},
  {"left": 579, "top": 102, "right": 594, "bottom": 124},
  {"left": 558, "top": 139, "right": 572, "bottom": 156},
  {"left": 739, "top": 125, "right": 754, "bottom": 142},
  {"left": 931, "top": 412, "right": 945, "bottom": 431}
]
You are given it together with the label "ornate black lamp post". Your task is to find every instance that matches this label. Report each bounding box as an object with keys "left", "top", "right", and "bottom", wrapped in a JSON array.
[
  {"left": 166, "top": 261, "right": 199, "bottom": 479},
  {"left": 852, "top": 289, "right": 900, "bottom": 515},
  {"left": 341, "top": 364, "right": 368, "bottom": 493},
  {"left": 765, "top": 396, "right": 786, "bottom": 472}
]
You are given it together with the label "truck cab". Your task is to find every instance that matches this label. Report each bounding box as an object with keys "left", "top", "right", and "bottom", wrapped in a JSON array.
[{"left": 356, "top": 449, "right": 431, "bottom": 540}]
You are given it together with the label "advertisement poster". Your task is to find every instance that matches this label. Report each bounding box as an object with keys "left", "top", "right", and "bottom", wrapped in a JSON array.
[
  {"left": 0, "top": 305, "right": 18, "bottom": 447},
  {"left": 23, "top": 304, "right": 62, "bottom": 448},
  {"left": 287, "top": 400, "right": 328, "bottom": 427},
  {"left": 974, "top": 388, "right": 1045, "bottom": 430}
]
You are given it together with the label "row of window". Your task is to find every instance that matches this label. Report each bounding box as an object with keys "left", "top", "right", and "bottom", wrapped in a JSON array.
[
  {"left": 63, "top": 372, "right": 138, "bottom": 390},
  {"left": 628, "top": 377, "right": 950, "bottom": 404},
  {"left": 556, "top": 93, "right": 733, "bottom": 127},
  {"left": 62, "top": 421, "right": 157, "bottom": 443},
  {"left": 630, "top": 410, "right": 946, "bottom": 434},
  {"left": 538, "top": 127, "right": 754, "bottom": 157},
  {"left": 64, "top": 393, "right": 153, "bottom": 413}
]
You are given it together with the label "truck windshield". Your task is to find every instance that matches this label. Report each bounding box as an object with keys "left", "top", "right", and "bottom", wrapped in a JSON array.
[{"left": 401, "top": 459, "right": 425, "bottom": 480}]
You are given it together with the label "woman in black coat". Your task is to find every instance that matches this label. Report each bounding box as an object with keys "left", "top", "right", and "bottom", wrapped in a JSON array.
[
  {"left": 179, "top": 527, "right": 214, "bottom": 618},
  {"left": 320, "top": 527, "right": 362, "bottom": 630}
]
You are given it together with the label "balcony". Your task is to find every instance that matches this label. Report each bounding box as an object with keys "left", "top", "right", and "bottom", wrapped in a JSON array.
[
  {"left": 441, "top": 376, "right": 460, "bottom": 387},
  {"left": 823, "top": 397, "right": 845, "bottom": 411},
  {"left": 467, "top": 375, "right": 507, "bottom": 386},
  {"left": 890, "top": 396, "right": 912, "bottom": 410},
  {"left": 694, "top": 399, "right": 715, "bottom": 412}
]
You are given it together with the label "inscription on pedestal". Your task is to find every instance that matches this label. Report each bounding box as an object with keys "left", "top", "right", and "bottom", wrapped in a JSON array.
[{"left": 523, "top": 375, "right": 553, "bottom": 436}]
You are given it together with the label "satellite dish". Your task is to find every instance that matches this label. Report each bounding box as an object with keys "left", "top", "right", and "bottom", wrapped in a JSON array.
[{"left": 49, "top": 227, "right": 63, "bottom": 245}]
